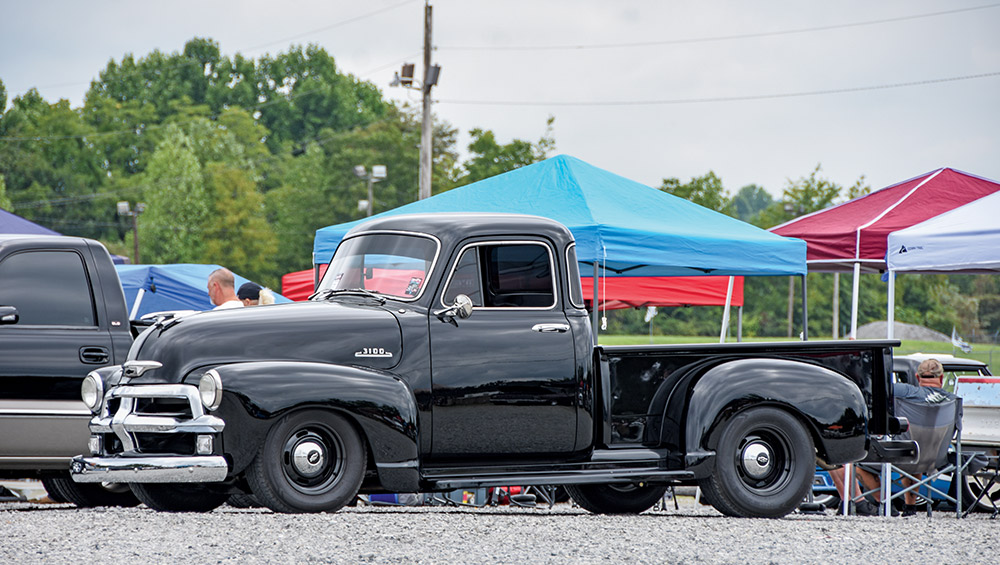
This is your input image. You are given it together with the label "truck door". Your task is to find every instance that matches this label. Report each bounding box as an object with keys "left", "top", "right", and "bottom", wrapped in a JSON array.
[
  {"left": 0, "top": 249, "right": 112, "bottom": 463},
  {"left": 429, "top": 240, "right": 578, "bottom": 459}
]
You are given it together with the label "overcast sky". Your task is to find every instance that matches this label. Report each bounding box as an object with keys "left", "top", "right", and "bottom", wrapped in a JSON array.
[{"left": 2, "top": 0, "right": 998, "bottom": 198}]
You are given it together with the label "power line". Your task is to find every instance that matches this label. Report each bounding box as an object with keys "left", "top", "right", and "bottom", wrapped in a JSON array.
[
  {"left": 440, "top": 3, "right": 1000, "bottom": 52},
  {"left": 439, "top": 71, "right": 1000, "bottom": 107}
]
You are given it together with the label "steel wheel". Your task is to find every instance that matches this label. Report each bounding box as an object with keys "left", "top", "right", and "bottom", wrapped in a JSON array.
[
  {"left": 698, "top": 407, "right": 814, "bottom": 518},
  {"left": 248, "top": 409, "right": 366, "bottom": 513}
]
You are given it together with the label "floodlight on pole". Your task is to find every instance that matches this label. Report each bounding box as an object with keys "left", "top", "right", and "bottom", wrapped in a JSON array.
[
  {"left": 354, "top": 165, "right": 387, "bottom": 217},
  {"left": 116, "top": 201, "right": 146, "bottom": 264}
]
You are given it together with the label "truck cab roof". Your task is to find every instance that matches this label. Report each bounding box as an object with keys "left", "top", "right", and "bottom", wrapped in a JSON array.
[{"left": 345, "top": 213, "right": 577, "bottom": 248}]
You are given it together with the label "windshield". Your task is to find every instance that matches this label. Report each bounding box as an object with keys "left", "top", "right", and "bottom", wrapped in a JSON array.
[{"left": 317, "top": 233, "right": 438, "bottom": 300}]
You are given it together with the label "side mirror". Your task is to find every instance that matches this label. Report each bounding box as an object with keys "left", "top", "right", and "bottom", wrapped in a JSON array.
[
  {"left": 0, "top": 305, "right": 19, "bottom": 325},
  {"left": 433, "top": 294, "right": 474, "bottom": 320}
]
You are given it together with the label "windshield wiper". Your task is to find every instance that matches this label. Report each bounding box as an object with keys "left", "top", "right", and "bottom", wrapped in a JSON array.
[{"left": 311, "top": 288, "right": 387, "bottom": 304}]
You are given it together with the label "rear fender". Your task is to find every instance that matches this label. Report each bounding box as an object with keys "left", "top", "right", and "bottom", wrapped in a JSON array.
[
  {"left": 671, "top": 358, "right": 868, "bottom": 475},
  {"left": 197, "top": 361, "right": 419, "bottom": 491}
]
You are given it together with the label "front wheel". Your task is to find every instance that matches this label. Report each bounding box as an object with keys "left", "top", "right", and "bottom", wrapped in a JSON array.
[
  {"left": 565, "top": 483, "right": 668, "bottom": 514},
  {"left": 959, "top": 468, "right": 1000, "bottom": 512},
  {"left": 247, "top": 409, "right": 366, "bottom": 513},
  {"left": 130, "top": 483, "right": 229, "bottom": 512},
  {"left": 698, "top": 407, "right": 814, "bottom": 518}
]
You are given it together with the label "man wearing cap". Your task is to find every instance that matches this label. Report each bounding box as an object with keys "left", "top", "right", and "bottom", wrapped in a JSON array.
[
  {"left": 207, "top": 268, "right": 243, "bottom": 310},
  {"left": 894, "top": 358, "right": 956, "bottom": 516}
]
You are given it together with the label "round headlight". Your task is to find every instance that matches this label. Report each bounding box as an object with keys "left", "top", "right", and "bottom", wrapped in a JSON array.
[
  {"left": 81, "top": 372, "right": 104, "bottom": 413},
  {"left": 199, "top": 369, "right": 223, "bottom": 411}
]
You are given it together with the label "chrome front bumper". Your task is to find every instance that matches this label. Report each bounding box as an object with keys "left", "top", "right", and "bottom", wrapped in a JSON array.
[
  {"left": 70, "top": 454, "right": 228, "bottom": 483},
  {"left": 70, "top": 381, "right": 229, "bottom": 484}
]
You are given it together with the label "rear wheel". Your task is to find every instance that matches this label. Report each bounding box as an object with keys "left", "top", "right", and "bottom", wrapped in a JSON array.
[
  {"left": 42, "top": 475, "right": 140, "bottom": 508},
  {"left": 698, "top": 407, "right": 814, "bottom": 518},
  {"left": 565, "top": 483, "right": 668, "bottom": 514},
  {"left": 130, "top": 483, "right": 228, "bottom": 512},
  {"left": 247, "top": 409, "right": 366, "bottom": 513}
]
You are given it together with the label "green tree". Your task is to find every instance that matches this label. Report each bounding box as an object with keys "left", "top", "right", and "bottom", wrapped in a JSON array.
[
  {"left": 140, "top": 126, "right": 209, "bottom": 263},
  {"left": 454, "top": 116, "right": 555, "bottom": 186},
  {"left": 731, "top": 184, "right": 773, "bottom": 222},
  {"left": 0, "top": 174, "right": 11, "bottom": 210},
  {"left": 659, "top": 171, "right": 732, "bottom": 214}
]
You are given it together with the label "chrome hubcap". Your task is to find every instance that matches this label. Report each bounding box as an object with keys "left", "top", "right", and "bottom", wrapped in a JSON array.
[
  {"left": 741, "top": 441, "right": 772, "bottom": 479},
  {"left": 292, "top": 440, "right": 326, "bottom": 477}
]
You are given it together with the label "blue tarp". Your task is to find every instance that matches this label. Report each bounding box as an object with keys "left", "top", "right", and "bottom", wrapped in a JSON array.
[
  {"left": 0, "top": 208, "right": 60, "bottom": 235},
  {"left": 116, "top": 264, "right": 290, "bottom": 318},
  {"left": 313, "top": 155, "right": 806, "bottom": 276}
]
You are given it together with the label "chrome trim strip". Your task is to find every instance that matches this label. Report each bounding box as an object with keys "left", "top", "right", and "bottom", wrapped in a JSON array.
[{"left": 70, "top": 455, "right": 229, "bottom": 483}]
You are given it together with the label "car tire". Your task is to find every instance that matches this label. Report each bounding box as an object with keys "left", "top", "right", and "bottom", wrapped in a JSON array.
[
  {"left": 130, "top": 483, "right": 229, "bottom": 512},
  {"left": 698, "top": 407, "right": 814, "bottom": 518},
  {"left": 565, "top": 483, "right": 668, "bottom": 514},
  {"left": 247, "top": 409, "right": 366, "bottom": 514},
  {"left": 42, "top": 475, "right": 140, "bottom": 508},
  {"left": 227, "top": 492, "right": 261, "bottom": 508}
]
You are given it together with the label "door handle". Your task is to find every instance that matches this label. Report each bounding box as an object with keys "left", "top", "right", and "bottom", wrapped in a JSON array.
[
  {"left": 531, "top": 323, "right": 570, "bottom": 333},
  {"left": 80, "top": 346, "right": 110, "bottom": 365}
]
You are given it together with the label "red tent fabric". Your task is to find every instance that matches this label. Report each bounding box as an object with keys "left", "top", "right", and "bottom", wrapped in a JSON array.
[
  {"left": 771, "top": 168, "right": 1000, "bottom": 272},
  {"left": 282, "top": 267, "right": 744, "bottom": 309},
  {"left": 581, "top": 276, "right": 743, "bottom": 310},
  {"left": 281, "top": 266, "right": 327, "bottom": 301}
]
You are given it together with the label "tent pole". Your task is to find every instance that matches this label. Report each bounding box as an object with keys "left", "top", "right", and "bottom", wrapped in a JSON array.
[
  {"left": 832, "top": 273, "right": 840, "bottom": 339},
  {"left": 850, "top": 262, "right": 861, "bottom": 339},
  {"left": 129, "top": 288, "right": 146, "bottom": 320},
  {"left": 313, "top": 263, "right": 321, "bottom": 293},
  {"left": 887, "top": 270, "right": 895, "bottom": 339},
  {"left": 737, "top": 306, "right": 743, "bottom": 342},
  {"left": 592, "top": 263, "right": 600, "bottom": 346},
  {"left": 801, "top": 274, "right": 808, "bottom": 341},
  {"left": 720, "top": 276, "right": 734, "bottom": 343}
]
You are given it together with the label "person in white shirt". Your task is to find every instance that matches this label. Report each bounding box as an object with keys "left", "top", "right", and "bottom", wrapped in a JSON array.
[{"left": 207, "top": 268, "right": 243, "bottom": 310}]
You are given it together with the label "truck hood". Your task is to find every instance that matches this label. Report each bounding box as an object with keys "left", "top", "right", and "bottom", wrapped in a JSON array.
[{"left": 126, "top": 300, "right": 403, "bottom": 384}]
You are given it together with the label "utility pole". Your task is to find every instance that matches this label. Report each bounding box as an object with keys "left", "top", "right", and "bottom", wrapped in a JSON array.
[
  {"left": 418, "top": 1, "right": 434, "bottom": 200},
  {"left": 390, "top": 2, "right": 440, "bottom": 201}
]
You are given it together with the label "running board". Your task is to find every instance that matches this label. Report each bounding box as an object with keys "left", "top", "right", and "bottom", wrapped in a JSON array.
[{"left": 426, "top": 468, "right": 694, "bottom": 490}]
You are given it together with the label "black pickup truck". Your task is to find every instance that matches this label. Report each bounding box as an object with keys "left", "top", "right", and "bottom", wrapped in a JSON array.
[
  {"left": 0, "top": 234, "right": 138, "bottom": 506},
  {"left": 71, "top": 213, "right": 909, "bottom": 517}
]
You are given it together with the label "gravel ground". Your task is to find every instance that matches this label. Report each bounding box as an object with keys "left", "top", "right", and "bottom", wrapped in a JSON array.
[{"left": 1, "top": 496, "right": 996, "bottom": 564}]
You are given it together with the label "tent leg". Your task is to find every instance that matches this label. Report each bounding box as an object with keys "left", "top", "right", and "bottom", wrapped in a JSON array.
[
  {"left": 129, "top": 288, "right": 146, "bottom": 320},
  {"left": 850, "top": 263, "right": 861, "bottom": 339},
  {"left": 720, "top": 276, "right": 734, "bottom": 343},
  {"left": 887, "top": 270, "right": 895, "bottom": 339},
  {"left": 592, "top": 263, "right": 600, "bottom": 346},
  {"left": 313, "top": 264, "right": 321, "bottom": 293},
  {"left": 832, "top": 272, "right": 840, "bottom": 339},
  {"left": 801, "top": 274, "right": 808, "bottom": 341},
  {"left": 737, "top": 306, "right": 743, "bottom": 343}
]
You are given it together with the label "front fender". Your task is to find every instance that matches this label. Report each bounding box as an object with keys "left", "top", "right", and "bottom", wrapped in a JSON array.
[
  {"left": 199, "top": 361, "right": 419, "bottom": 491},
  {"left": 679, "top": 358, "right": 867, "bottom": 474}
]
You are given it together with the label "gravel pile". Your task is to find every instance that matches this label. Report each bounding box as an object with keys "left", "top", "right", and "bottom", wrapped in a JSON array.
[{"left": 1, "top": 498, "right": 995, "bottom": 564}]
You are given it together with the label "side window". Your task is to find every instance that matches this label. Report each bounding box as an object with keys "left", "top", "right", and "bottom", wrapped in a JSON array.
[
  {"left": 442, "top": 248, "right": 484, "bottom": 306},
  {"left": 0, "top": 251, "right": 96, "bottom": 326},
  {"left": 442, "top": 242, "right": 556, "bottom": 309}
]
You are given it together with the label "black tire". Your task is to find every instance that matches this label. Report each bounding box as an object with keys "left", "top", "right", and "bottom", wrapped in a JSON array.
[
  {"left": 565, "top": 483, "right": 668, "bottom": 514},
  {"left": 247, "top": 409, "right": 366, "bottom": 513},
  {"left": 42, "top": 475, "right": 140, "bottom": 508},
  {"left": 130, "top": 483, "right": 228, "bottom": 512},
  {"left": 227, "top": 492, "right": 261, "bottom": 508},
  {"left": 698, "top": 407, "right": 814, "bottom": 518}
]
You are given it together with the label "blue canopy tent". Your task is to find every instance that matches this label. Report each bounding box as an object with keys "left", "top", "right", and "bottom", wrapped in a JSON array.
[
  {"left": 1, "top": 208, "right": 60, "bottom": 235},
  {"left": 116, "top": 264, "right": 290, "bottom": 319},
  {"left": 313, "top": 155, "right": 808, "bottom": 340}
]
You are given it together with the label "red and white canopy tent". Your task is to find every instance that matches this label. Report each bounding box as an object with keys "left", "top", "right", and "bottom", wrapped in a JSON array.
[{"left": 771, "top": 168, "right": 1000, "bottom": 338}]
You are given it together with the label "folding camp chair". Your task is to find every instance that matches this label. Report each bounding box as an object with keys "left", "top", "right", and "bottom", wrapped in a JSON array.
[{"left": 870, "top": 394, "right": 981, "bottom": 518}]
